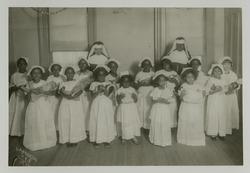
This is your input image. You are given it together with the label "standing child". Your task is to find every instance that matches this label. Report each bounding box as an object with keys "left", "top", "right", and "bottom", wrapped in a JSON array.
[
  {"left": 75, "top": 57, "right": 93, "bottom": 132},
  {"left": 220, "top": 56, "right": 241, "bottom": 134},
  {"left": 116, "top": 71, "right": 141, "bottom": 144},
  {"left": 89, "top": 65, "right": 117, "bottom": 148},
  {"left": 23, "top": 66, "right": 57, "bottom": 151},
  {"left": 160, "top": 56, "right": 180, "bottom": 128},
  {"left": 58, "top": 66, "right": 87, "bottom": 146},
  {"left": 135, "top": 57, "right": 155, "bottom": 132},
  {"left": 177, "top": 68, "right": 205, "bottom": 146},
  {"left": 206, "top": 64, "right": 227, "bottom": 140},
  {"left": 106, "top": 59, "right": 120, "bottom": 108},
  {"left": 47, "top": 63, "right": 65, "bottom": 131},
  {"left": 87, "top": 41, "right": 109, "bottom": 70},
  {"left": 149, "top": 71, "right": 173, "bottom": 147},
  {"left": 9, "top": 57, "right": 28, "bottom": 137}
]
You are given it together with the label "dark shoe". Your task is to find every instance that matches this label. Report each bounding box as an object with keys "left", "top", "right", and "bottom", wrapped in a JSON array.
[
  {"left": 132, "top": 137, "right": 139, "bottom": 145},
  {"left": 121, "top": 139, "right": 126, "bottom": 144},
  {"left": 104, "top": 143, "right": 111, "bottom": 148},
  {"left": 218, "top": 136, "right": 225, "bottom": 141},
  {"left": 94, "top": 143, "right": 100, "bottom": 148},
  {"left": 211, "top": 136, "right": 217, "bottom": 140}
]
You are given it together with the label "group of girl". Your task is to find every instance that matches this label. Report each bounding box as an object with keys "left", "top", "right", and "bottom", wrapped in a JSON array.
[{"left": 9, "top": 41, "right": 241, "bottom": 151}]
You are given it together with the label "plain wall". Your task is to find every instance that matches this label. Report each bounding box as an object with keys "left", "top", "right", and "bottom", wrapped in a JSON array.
[
  {"left": 94, "top": 8, "right": 155, "bottom": 73},
  {"left": 9, "top": 8, "right": 40, "bottom": 74}
]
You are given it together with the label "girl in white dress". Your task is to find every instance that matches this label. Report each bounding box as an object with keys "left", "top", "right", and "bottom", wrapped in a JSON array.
[
  {"left": 149, "top": 71, "right": 173, "bottom": 147},
  {"left": 160, "top": 56, "right": 180, "bottom": 128},
  {"left": 47, "top": 63, "right": 65, "bottom": 131},
  {"left": 177, "top": 68, "right": 205, "bottom": 146},
  {"left": 189, "top": 56, "right": 209, "bottom": 128},
  {"left": 23, "top": 66, "right": 57, "bottom": 151},
  {"left": 75, "top": 57, "right": 93, "bottom": 132},
  {"left": 58, "top": 66, "right": 87, "bottom": 146},
  {"left": 135, "top": 57, "right": 155, "bottom": 132},
  {"left": 206, "top": 64, "right": 227, "bottom": 140},
  {"left": 9, "top": 57, "right": 28, "bottom": 137},
  {"left": 220, "top": 56, "right": 241, "bottom": 134},
  {"left": 87, "top": 41, "right": 109, "bottom": 70},
  {"left": 106, "top": 59, "right": 120, "bottom": 108},
  {"left": 116, "top": 71, "right": 141, "bottom": 144},
  {"left": 89, "top": 65, "right": 117, "bottom": 148}
]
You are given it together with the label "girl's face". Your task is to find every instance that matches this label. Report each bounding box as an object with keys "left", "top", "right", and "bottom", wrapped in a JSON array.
[
  {"left": 78, "top": 59, "right": 88, "bottom": 72},
  {"left": 107, "top": 62, "right": 118, "bottom": 74},
  {"left": 94, "top": 47, "right": 103, "bottom": 55},
  {"left": 185, "top": 73, "right": 195, "bottom": 84},
  {"left": 176, "top": 43, "right": 185, "bottom": 51},
  {"left": 65, "top": 68, "right": 75, "bottom": 81},
  {"left": 97, "top": 70, "right": 106, "bottom": 82},
  {"left": 31, "top": 68, "right": 42, "bottom": 83},
  {"left": 191, "top": 60, "right": 201, "bottom": 71},
  {"left": 51, "top": 64, "right": 61, "bottom": 77},
  {"left": 157, "top": 75, "right": 167, "bottom": 88},
  {"left": 17, "top": 59, "right": 27, "bottom": 73},
  {"left": 222, "top": 60, "right": 232, "bottom": 72},
  {"left": 212, "top": 67, "right": 222, "bottom": 79},
  {"left": 162, "top": 61, "right": 171, "bottom": 71},
  {"left": 141, "top": 60, "right": 152, "bottom": 72},
  {"left": 121, "top": 77, "right": 130, "bottom": 88}
]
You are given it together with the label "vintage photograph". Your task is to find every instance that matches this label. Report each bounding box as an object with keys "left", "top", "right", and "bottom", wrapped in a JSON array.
[{"left": 8, "top": 7, "right": 243, "bottom": 166}]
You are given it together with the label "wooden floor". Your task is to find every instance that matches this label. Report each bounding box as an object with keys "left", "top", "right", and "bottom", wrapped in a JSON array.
[{"left": 9, "top": 128, "right": 243, "bottom": 166}]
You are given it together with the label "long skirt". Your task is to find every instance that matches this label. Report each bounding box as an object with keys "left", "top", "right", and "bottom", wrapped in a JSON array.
[
  {"left": 177, "top": 102, "right": 205, "bottom": 146},
  {"left": 89, "top": 95, "right": 117, "bottom": 143}
]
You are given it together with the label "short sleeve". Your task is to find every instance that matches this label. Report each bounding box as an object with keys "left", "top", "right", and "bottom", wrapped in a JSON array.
[{"left": 89, "top": 82, "right": 97, "bottom": 91}]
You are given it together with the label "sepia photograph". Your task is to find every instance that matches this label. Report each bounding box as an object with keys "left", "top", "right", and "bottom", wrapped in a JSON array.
[{"left": 7, "top": 7, "right": 243, "bottom": 166}]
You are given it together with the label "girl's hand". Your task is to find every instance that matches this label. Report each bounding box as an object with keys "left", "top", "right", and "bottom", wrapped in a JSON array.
[
  {"left": 131, "top": 93, "right": 137, "bottom": 102},
  {"left": 31, "top": 88, "right": 42, "bottom": 95},
  {"left": 158, "top": 98, "right": 170, "bottom": 104},
  {"left": 59, "top": 86, "right": 66, "bottom": 94},
  {"left": 210, "top": 84, "right": 216, "bottom": 91}
]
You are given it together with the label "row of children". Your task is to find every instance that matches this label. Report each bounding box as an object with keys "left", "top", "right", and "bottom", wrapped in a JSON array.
[{"left": 9, "top": 41, "right": 241, "bottom": 151}]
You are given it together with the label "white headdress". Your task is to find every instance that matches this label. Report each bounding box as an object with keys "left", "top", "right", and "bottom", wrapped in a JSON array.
[
  {"left": 180, "top": 67, "right": 194, "bottom": 76},
  {"left": 48, "top": 63, "right": 62, "bottom": 73},
  {"left": 93, "top": 64, "right": 110, "bottom": 73},
  {"left": 106, "top": 58, "right": 120, "bottom": 66},
  {"left": 88, "top": 42, "right": 109, "bottom": 58},
  {"left": 119, "top": 71, "right": 130, "bottom": 77},
  {"left": 161, "top": 55, "right": 172, "bottom": 63},
  {"left": 218, "top": 56, "right": 233, "bottom": 64},
  {"left": 27, "top": 65, "right": 45, "bottom": 76},
  {"left": 138, "top": 57, "right": 154, "bottom": 68},
  {"left": 208, "top": 64, "right": 224, "bottom": 75},
  {"left": 153, "top": 70, "right": 168, "bottom": 80},
  {"left": 17, "top": 56, "right": 29, "bottom": 65},
  {"left": 78, "top": 56, "right": 90, "bottom": 66},
  {"left": 168, "top": 37, "right": 190, "bottom": 59}
]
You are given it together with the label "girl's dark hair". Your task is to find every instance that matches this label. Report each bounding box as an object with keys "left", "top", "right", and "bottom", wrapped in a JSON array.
[
  {"left": 161, "top": 58, "right": 172, "bottom": 69},
  {"left": 119, "top": 75, "right": 133, "bottom": 84},
  {"left": 141, "top": 59, "right": 153, "bottom": 68},
  {"left": 17, "top": 58, "right": 27, "bottom": 66},
  {"left": 31, "top": 67, "right": 43, "bottom": 75},
  {"left": 212, "top": 66, "right": 223, "bottom": 74},
  {"left": 93, "top": 67, "right": 108, "bottom": 80},
  {"left": 64, "top": 67, "right": 75, "bottom": 75},
  {"left": 153, "top": 74, "right": 168, "bottom": 87},
  {"left": 181, "top": 69, "right": 197, "bottom": 80},
  {"left": 189, "top": 59, "right": 201, "bottom": 66},
  {"left": 51, "top": 64, "right": 62, "bottom": 70}
]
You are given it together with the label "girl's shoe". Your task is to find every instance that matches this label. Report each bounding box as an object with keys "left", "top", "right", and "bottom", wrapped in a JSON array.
[
  {"left": 94, "top": 143, "right": 100, "bottom": 148},
  {"left": 104, "top": 143, "right": 111, "bottom": 148},
  {"left": 218, "top": 136, "right": 225, "bottom": 141},
  {"left": 121, "top": 139, "right": 126, "bottom": 144},
  {"left": 132, "top": 137, "right": 139, "bottom": 145},
  {"left": 211, "top": 136, "right": 217, "bottom": 140}
]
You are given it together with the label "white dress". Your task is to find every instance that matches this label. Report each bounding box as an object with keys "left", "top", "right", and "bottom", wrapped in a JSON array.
[
  {"left": 9, "top": 72, "right": 28, "bottom": 136},
  {"left": 46, "top": 75, "right": 64, "bottom": 131},
  {"left": 135, "top": 71, "right": 155, "bottom": 129},
  {"left": 89, "top": 81, "right": 117, "bottom": 143},
  {"left": 75, "top": 70, "right": 93, "bottom": 131},
  {"left": 23, "top": 80, "right": 57, "bottom": 151},
  {"left": 166, "top": 81, "right": 178, "bottom": 128},
  {"left": 206, "top": 77, "right": 227, "bottom": 137},
  {"left": 169, "top": 50, "right": 189, "bottom": 64},
  {"left": 149, "top": 87, "right": 172, "bottom": 147},
  {"left": 177, "top": 83, "right": 205, "bottom": 146},
  {"left": 222, "top": 70, "right": 240, "bottom": 134},
  {"left": 58, "top": 80, "right": 87, "bottom": 144},
  {"left": 116, "top": 87, "right": 141, "bottom": 140}
]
